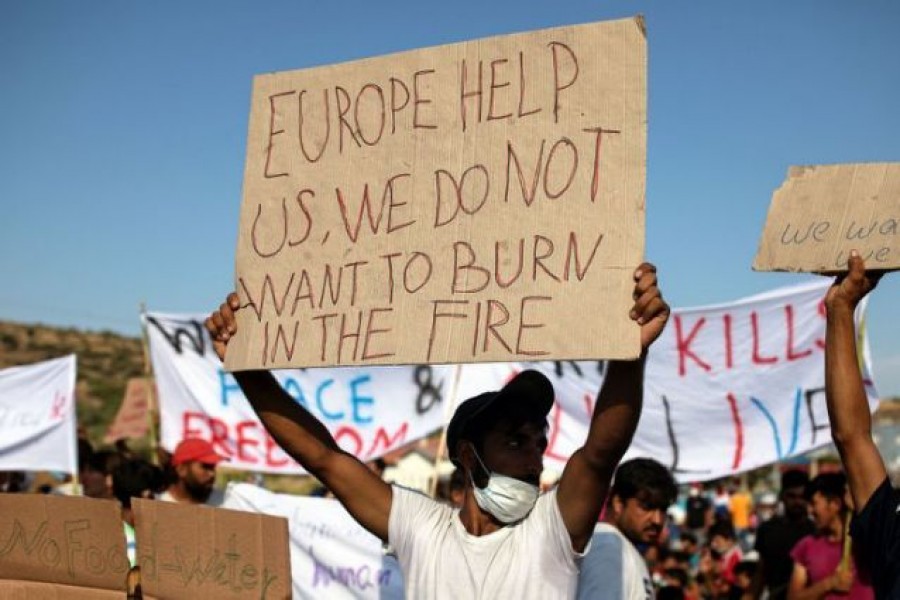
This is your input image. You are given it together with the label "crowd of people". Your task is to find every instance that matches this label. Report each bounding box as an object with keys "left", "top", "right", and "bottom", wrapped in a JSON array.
[
  {"left": 0, "top": 440, "right": 883, "bottom": 598},
  {"left": 2, "top": 256, "right": 897, "bottom": 599},
  {"left": 566, "top": 465, "right": 871, "bottom": 599}
]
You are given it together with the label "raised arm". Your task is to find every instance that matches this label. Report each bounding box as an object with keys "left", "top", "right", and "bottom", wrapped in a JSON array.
[
  {"left": 824, "top": 252, "right": 885, "bottom": 512},
  {"left": 556, "top": 263, "right": 670, "bottom": 551},
  {"left": 206, "top": 293, "right": 392, "bottom": 541}
]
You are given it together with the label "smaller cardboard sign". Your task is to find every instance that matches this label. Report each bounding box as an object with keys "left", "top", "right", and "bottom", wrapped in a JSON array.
[
  {"left": 0, "top": 494, "right": 128, "bottom": 596},
  {"left": 133, "top": 499, "right": 292, "bottom": 599},
  {"left": 104, "top": 377, "right": 153, "bottom": 444},
  {"left": 754, "top": 163, "right": 900, "bottom": 272}
]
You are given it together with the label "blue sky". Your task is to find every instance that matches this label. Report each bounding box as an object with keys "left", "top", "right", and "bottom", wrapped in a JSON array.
[{"left": 2, "top": 1, "right": 898, "bottom": 396}]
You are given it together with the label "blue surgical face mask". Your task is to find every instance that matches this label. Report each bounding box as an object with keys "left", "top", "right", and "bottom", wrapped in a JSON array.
[{"left": 468, "top": 445, "right": 539, "bottom": 524}]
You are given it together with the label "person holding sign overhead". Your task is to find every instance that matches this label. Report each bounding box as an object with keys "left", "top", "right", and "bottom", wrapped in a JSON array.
[
  {"left": 205, "top": 262, "right": 668, "bottom": 598},
  {"left": 824, "top": 253, "right": 899, "bottom": 599}
]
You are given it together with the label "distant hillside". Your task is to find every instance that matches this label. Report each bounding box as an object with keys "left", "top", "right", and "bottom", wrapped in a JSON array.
[{"left": 0, "top": 320, "right": 144, "bottom": 444}]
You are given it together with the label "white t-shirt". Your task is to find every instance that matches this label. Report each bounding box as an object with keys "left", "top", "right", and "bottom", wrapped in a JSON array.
[
  {"left": 577, "top": 523, "right": 653, "bottom": 600},
  {"left": 389, "top": 485, "right": 584, "bottom": 599}
]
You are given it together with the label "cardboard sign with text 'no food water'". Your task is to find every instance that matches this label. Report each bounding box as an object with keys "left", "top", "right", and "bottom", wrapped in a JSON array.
[
  {"left": 133, "top": 498, "right": 291, "bottom": 599},
  {"left": 0, "top": 495, "right": 128, "bottom": 599}
]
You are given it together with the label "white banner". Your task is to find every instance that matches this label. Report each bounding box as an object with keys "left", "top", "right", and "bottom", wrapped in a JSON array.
[
  {"left": 223, "top": 482, "right": 405, "bottom": 600},
  {"left": 145, "top": 313, "right": 452, "bottom": 474},
  {"left": 0, "top": 355, "right": 78, "bottom": 474},
  {"left": 150, "top": 280, "right": 877, "bottom": 482},
  {"left": 455, "top": 280, "right": 878, "bottom": 482}
]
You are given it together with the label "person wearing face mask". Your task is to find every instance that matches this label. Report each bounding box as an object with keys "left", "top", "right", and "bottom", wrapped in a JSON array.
[
  {"left": 576, "top": 458, "right": 678, "bottom": 600},
  {"left": 204, "top": 262, "right": 669, "bottom": 599}
]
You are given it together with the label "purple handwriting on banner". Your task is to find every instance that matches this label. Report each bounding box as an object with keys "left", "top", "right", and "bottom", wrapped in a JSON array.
[{"left": 307, "top": 547, "right": 395, "bottom": 591}]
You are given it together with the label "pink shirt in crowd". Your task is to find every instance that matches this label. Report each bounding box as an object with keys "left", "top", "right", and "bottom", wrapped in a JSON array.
[{"left": 790, "top": 534, "right": 874, "bottom": 600}]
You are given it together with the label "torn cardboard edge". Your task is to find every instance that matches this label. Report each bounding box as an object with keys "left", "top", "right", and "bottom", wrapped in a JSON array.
[{"left": 753, "top": 162, "right": 899, "bottom": 273}]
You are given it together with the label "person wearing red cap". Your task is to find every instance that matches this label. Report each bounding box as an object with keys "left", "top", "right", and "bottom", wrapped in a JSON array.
[
  {"left": 157, "top": 437, "right": 228, "bottom": 506},
  {"left": 205, "top": 262, "right": 669, "bottom": 598}
]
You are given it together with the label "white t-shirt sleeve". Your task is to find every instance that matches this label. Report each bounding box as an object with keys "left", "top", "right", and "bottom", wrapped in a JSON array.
[
  {"left": 540, "top": 489, "right": 589, "bottom": 572},
  {"left": 388, "top": 484, "right": 449, "bottom": 570}
]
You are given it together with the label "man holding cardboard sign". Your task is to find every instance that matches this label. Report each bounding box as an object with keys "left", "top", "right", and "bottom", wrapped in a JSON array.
[
  {"left": 205, "top": 15, "right": 663, "bottom": 597},
  {"left": 824, "top": 254, "right": 899, "bottom": 599},
  {"left": 205, "top": 262, "right": 667, "bottom": 598},
  {"left": 754, "top": 161, "right": 899, "bottom": 598}
]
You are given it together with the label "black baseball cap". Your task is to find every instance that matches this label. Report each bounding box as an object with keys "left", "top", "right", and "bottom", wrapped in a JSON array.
[{"left": 446, "top": 369, "right": 555, "bottom": 464}]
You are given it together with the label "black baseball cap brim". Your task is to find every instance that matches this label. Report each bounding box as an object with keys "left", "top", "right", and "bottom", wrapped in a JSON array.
[{"left": 446, "top": 369, "right": 554, "bottom": 464}]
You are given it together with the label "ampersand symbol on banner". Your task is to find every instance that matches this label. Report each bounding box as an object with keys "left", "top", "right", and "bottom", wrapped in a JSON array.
[{"left": 414, "top": 366, "right": 443, "bottom": 415}]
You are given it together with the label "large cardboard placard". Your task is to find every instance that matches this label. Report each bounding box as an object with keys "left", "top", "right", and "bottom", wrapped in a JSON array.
[
  {"left": 0, "top": 494, "right": 128, "bottom": 598},
  {"left": 754, "top": 163, "right": 900, "bottom": 272},
  {"left": 133, "top": 499, "right": 291, "bottom": 599},
  {"left": 229, "top": 17, "right": 647, "bottom": 370}
]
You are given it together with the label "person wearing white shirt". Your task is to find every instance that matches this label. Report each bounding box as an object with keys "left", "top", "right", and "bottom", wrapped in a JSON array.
[
  {"left": 205, "top": 263, "right": 670, "bottom": 599},
  {"left": 578, "top": 458, "right": 677, "bottom": 600}
]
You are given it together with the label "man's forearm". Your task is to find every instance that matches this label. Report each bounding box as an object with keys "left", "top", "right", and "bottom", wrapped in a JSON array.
[
  {"left": 554, "top": 354, "right": 648, "bottom": 550},
  {"left": 582, "top": 356, "right": 646, "bottom": 465},
  {"left": 234, "top": 370, "right": 340, "bottom": 472},
  {"left": 825, "top": 302, "right": 886, "bottom": 509},
  {"left": 825, "top": 306, "right": 870, "bottom": 445}
]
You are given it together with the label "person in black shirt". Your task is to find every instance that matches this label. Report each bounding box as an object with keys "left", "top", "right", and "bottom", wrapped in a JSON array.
[
  {"left": 825, "top": 253, "right": 898, "bottom": 599},
  {"left": 747, "top": 469, "right": 814, "bottom": 600},
  {"left": 685, "top": 484, "right": 712, "bottom": 540}
]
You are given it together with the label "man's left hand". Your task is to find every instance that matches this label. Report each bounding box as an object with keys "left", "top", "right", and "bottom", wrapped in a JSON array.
[{"left": 630, "top": 262, "right": 669, "bottom": 351}]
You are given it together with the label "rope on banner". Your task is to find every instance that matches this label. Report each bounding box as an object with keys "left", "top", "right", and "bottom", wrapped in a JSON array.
[{"left": 139, "top": 303, "right": 160, "bottom": 465}]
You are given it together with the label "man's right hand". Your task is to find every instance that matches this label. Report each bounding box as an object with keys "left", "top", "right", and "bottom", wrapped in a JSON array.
[
  {"left": 825, "top": 252, "right": 882, "bottom": 314},
  {"left": 205, "top": 292, "right": 241, "bottom": 362}
]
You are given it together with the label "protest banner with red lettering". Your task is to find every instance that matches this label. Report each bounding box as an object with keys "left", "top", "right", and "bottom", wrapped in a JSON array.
[
  {"left": 455, "top": 279, "right": 878, "bottom": 482},
  {"left": 228, "top": 17, "right": 647, "bottom": 370},
  {"left": 0, "top": 355, "right": 78, "bottom": 474},
  {"left": 150, "top": 279, "right": 877, "bottom": 482},
  {"left": 145, "top": 312, "right": 452, "bottom": 474},
  {"left": 223, "top": 483, "right": 404, "bottom": 600}
]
